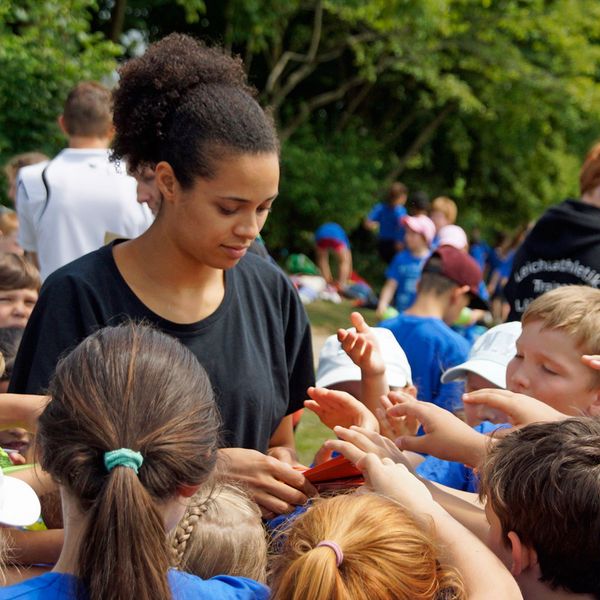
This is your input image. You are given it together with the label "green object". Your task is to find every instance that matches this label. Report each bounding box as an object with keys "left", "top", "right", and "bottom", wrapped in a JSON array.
[
  {"left": 454, "top": 307, "right": 473, "bottom": 327},
  {"left": 0, "top": 448, "right": 12, "bottom": 469},
  {"left": 285, "top": 253, "right": 320, "bottom": 275},
  {"left": 104, "top": 448, "right": 144, "bottom": 474},
  {"left": 382, "top": 306, "right": 399, "bottom": 321}
]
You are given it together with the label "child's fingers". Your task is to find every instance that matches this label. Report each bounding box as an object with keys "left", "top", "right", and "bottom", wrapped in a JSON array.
[
  {"left": 380, "top": 396, "right": 393, "bottom": 410},
  {"left": 303, "top": 400, "right": 324, "bottom": 418},
  {"left": 337, "top": 328, "right": 349, "bottom": 342},
  {"left": 350, "top": 311, "right": 369, "bottom": 332},
  {"left": 313, "top": 444, "right": 334, "bottom": 466},
  {"left": 388, "top": 389, "right": 417, "bottom": 404},
  {"left": 582, "top": 354, "right": 600, "bottom": 370},
  {"left": 395, "top": 434, "right": 431, "bottom": 455},
  {"left": 324, "top": 438, "right": 366, "bottom": 465}
]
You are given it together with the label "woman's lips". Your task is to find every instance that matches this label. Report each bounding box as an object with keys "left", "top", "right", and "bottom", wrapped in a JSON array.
[{"left": 221, "top": 245, "right": 249, "bottom": 259}]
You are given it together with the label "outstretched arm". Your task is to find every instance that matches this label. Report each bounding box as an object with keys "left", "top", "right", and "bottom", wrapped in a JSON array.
[
  {"left": 376, "top": 278, "right": 398, "bottom": 319},
  {"left": 463, "top": 389, "right": 565, "bottom": 428},
  {"left": 0, "top": 394, "right": 48, "bottom": 433},
  {"left": 353, "top": 453, "right": 522, "bottom": 600},
  {"left": 338, "top": 311, "right": 388, "bottom": 414},
  {"left": 387, "top": 392, "right": 489, "bottom": 467}
]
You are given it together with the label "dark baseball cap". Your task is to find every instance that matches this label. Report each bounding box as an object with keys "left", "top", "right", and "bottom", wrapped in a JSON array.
[{"left": 422, "top": 245, "right": 488, "bottom": 310}]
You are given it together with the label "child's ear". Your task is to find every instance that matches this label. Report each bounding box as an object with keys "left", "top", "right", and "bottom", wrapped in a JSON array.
[
  {"left": 453, "top": 284, "right": 471, "bottom": 300},
  {"left": 586, "top": 389, "right": 600, "bottom": 417},
  {"left": 508, "top": 530, "right": 538, "bottom": 577},
  {"left": 57, "top": 115, "right": 68, "bottom": 135},
  {"left": 177, "top": 484, "right": 201, "bottom": 498}
]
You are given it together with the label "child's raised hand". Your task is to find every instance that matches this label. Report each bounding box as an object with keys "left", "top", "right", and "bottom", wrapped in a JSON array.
[
  {"left": 337, "top": 312, "right": 385, "bottom": 378},
  {"left": 304, "top": 387, "right": 379, "bottom": 431},
  {"left": 376, "top": 392, "right": 419, "bottom": 440},
  {"left": 356, "top": 454, "right": 434, "bottom": 514},
  {"left": 463, "top": 388, "right": 566, "bottom": 428},
  {"left": 388, "top": 392, "right": 487, "bottom": 467},
  {"left": 324, "top": 424, "right": 408, "bottom": 465}
]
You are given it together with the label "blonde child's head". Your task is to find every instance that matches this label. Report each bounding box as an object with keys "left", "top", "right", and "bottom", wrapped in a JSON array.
[
  {"left": 269, "top": 492, "right": 465, "bottom": 600},
  {"left": 171, "top": 480, "right": 267, "bottom": 582},
  {"left": 3, "top": 152, "right": 48, "bottom": 204},
  {"left": 507, "top": 285, "right": 600, "bottom": 415},
  {"left": 430, "top": 196, "right": 457, "bottom": 230}
]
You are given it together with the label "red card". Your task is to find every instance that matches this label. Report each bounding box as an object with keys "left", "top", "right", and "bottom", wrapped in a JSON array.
[{"left": 303, "top": 456, "right": 364, "bottom": 490}]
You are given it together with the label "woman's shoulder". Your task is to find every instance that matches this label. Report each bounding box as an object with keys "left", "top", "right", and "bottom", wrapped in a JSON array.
[
  {"left": 168, "top": 570, "right": 269, "bottom": 599},
  {"left": 233, "top": 252, "right": 293, "bottom": 293},
  {"left": 42, "top": 243, "right": 117, "bottom": 292}
]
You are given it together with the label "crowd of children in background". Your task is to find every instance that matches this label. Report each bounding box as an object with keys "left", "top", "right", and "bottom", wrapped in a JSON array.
[{"left": 0, "top": 30, "right": 599, "bottom": 600}]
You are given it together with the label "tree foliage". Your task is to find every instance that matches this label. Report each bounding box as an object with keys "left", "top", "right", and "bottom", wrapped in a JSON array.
[
  {"left": 0, "top": 1, "right": 120, "bottom": 164},
  {"left": 3, "top": 0, "right": 600, "bottom": 251}
]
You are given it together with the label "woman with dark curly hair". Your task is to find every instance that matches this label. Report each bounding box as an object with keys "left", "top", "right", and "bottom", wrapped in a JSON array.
[{"left": 9, "top": 33, "right": 315, "bottom": 518}]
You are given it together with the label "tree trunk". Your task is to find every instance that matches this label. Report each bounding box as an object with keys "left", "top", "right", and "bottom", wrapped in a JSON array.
[
  {"left": 109, "top": 0, "right": 127, "bottom": 43},
  {"left": 384, "top": 103, "right": 456, "bottom": 182}
]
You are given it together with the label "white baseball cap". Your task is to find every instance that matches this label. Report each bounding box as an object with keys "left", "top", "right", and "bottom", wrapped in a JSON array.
[
  {"left": 0, "top": 467, "right": 41, "bottom": 527},
  {"left": 441, "top": 321, "right": 522, "bottom": 388},
  {"left": 316, "top": 328, "right": 412, "bottom": 389},
  {"left": 437, "top": 224, "right": 468, "bottom": 250}
]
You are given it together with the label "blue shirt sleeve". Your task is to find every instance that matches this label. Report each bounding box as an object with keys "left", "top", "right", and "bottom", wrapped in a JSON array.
[
  {"left": 416, "top": 455, "right": 476, "bottom": 492},
  {"left": 368, "top": 203, "right": 383, "bottom": 222}
]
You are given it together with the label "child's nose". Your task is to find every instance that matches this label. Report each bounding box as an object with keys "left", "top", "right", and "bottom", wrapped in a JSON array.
[
  {"left": 508, "top": 365, "right": 529, "bottom": 392},
  {"left": 11, "top": 302, "right": 27, "bottom": 317}
]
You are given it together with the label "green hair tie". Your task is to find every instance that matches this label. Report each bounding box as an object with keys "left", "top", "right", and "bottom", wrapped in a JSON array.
[{"left": 104, "top": 448, "right": 144, "bottom": 475}]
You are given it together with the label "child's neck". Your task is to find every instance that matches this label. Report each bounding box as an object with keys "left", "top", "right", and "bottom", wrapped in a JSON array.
[
  {"left": 404, "top": 294, "right": 446, "bottom": 320},
  {"left": 408, "top": 245, "right": 429, "bottom": 258},
  {"left": 52, "top": 491, "right": 86, "bottom": 575},
  {"left": 68, "top": 136, "right": 110, "bottom": 149}
]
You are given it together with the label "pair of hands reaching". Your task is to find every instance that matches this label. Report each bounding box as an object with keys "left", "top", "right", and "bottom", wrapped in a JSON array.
[{"left": 322, "top": 424, "right": 434, "bottom": 514}]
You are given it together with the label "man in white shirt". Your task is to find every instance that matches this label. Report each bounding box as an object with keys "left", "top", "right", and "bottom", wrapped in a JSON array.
[{"left": 16, "top": 81, "right": 152, "bottom": 281}]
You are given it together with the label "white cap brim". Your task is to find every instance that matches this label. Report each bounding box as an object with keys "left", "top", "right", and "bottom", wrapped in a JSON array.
[
  {"left": 441, "top": 358, "right": 507, "bottom": 389},
  {"left": 316, "top": 366, "right": 408, "bottom": 389},
  {"left": 0, "top": 475, "right": 41, "bottom": 527}
]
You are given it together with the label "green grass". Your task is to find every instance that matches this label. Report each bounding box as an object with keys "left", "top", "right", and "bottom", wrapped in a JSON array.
[
  {"left": 304, "top": 299, "right": 378, "bottom": 334},
  {"left": 295, "top": 409, "right": 333, "bottom": 466}
]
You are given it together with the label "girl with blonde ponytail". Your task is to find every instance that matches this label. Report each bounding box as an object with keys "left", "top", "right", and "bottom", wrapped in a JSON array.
[{"left": 0, "top": 323, "right": 268, "bottom": 600}]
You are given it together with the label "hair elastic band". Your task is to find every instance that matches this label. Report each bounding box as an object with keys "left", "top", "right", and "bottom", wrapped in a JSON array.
[
  {"left": 104, "top": 448, "right": 144, "bottom": 474},
  {"left": 317, "top": 540, "right": 344, "bottom": 567}
]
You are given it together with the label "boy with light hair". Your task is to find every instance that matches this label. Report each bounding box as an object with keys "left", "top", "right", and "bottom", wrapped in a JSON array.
[
  {"left": 430, "top": 196, "right": 458, "bottom": 231},
  {"left": 388, "top": 285, "right": 600, "bottom": 467}
]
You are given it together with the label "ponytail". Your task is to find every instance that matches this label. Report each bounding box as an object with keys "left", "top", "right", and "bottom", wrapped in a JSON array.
[
  {"left": 270, "top": 493, "right": 466, "bottom": 600},
  {"left": 38, "top": 323, "right": 220, "bottom": 600},
  {"left": 78, "top": 468, "right": 171, "bottom": 600}
]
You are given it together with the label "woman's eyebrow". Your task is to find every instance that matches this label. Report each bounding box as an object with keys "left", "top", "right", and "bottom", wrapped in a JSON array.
[{"left": 218, "top": 194, "right": 278, "bottom": 203}]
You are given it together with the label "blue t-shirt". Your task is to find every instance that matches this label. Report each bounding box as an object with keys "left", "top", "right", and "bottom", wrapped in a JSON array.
[
  {"left": 385, "top": 250, "right": 427, "bottom": 312},
  {"left": 368, "top": 203, "right": 407, "bottom": 241},
  {"left": 379, "top": 314, "right": 470, "bottom": 411},
  {"left": 0, "top": 570, "right": 269, "bottom": 599},
  {"left": 416, "top": 421, "right": 511, "bottom": 491},
  {"left": 469, "top": 241, "right": 491, "bottom": 272},
  {"left": 314, "top": 222, "right": 350, "bottom": 247}
]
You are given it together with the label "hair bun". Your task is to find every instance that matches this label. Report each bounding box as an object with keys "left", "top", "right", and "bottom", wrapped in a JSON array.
[{"left": 112, "top": 33, "right": 277, "bottom": 180}]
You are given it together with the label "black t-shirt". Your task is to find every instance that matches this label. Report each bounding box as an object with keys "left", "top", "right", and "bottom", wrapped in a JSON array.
[
  {"left": 505, "top": 199, "right": 600, "bottom": 320},
  {"left": 9, "top": 242, "right": 314, "bottom": 452}
]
